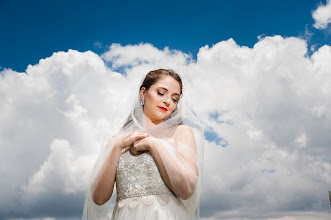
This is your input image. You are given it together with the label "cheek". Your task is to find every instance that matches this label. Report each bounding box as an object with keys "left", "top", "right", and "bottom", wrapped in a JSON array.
[
  {"left": 150, "top": 93, "right": 160, "bottom": 102},
  {"left": 146, "top": 93, "right": 158, "bottom": 106}
]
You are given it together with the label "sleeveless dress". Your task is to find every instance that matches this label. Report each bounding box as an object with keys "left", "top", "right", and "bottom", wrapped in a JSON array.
[{"left": 110, "top": 150, "right": 189, "bottom": 220}]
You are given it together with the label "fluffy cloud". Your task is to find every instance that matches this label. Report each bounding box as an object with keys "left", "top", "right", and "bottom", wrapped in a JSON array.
[
  {"left": 1, "top": 36, "right": 331, "bottom": 220},
  {"left": 312, "top": 0, "right": 331, "bottom": 29}
]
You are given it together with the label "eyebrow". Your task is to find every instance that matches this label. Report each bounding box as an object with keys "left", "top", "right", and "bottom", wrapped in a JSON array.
[{"left": 157, "top": 87, "right": 180, "bottom": 97}]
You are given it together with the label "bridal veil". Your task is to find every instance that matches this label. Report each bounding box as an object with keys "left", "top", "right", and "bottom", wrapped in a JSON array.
[{"left": 82, "top": 72, "right": 205, "bottom": 219}]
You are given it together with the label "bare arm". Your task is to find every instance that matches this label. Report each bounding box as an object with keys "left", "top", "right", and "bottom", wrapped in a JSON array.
[
  {"left": 148, "top": 141, "right": 176, "bottom": 193},
  {"left": 148, "top": 125, "right": 198, "bottom": 200},
  {"left": 92, "top": 131, "right": 150, "bottom": 206},
  {"left": 92, "top": 142, "right": 121, "bottom": 206}
]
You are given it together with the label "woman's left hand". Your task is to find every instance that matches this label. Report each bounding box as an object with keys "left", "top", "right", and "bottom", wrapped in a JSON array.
[{"left": 130, "top": 136, "right": 153, "bottom": 155}]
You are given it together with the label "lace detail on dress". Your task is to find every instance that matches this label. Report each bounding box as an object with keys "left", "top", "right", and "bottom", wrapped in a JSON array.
[
  {"left": 115, "top": 150, "right": 178, "bottom": 207},
  {"left": 116, "top": 194, "right": 180, "bottom": 209}
]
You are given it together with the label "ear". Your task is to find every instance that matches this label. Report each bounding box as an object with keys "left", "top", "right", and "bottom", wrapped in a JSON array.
[{"left": 140, "top": 87, "right": 146, "bottom": 101}]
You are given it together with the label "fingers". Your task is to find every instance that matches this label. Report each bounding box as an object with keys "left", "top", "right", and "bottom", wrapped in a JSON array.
[
  {"left": 134, "top": 131, "right": 150, "bottom": 136},
  {"left": 132, "top": 131, "right": 150, "bottom": 141},
  {"left": 129, "top": 147, "right": 143, "bottom": 155},
  {"left": 121, "top": 147, "right": 130, "bottom": 154},
  {"left": 130, "top": 136, "right": 148, "bottom": 156}
]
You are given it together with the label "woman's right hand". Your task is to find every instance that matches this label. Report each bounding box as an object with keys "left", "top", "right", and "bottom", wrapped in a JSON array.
[{"left": 115, "top": 131, "right": 151, "bottom": 150}]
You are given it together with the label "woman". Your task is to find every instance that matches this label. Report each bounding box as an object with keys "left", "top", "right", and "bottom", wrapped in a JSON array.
[{"left": 82, "top": 69, "right": 204, "bottom": 220}]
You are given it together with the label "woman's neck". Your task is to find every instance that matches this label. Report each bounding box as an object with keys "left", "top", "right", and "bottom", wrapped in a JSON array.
[{"left": 143, "top": 112, "right": 162, "bottom": 131}]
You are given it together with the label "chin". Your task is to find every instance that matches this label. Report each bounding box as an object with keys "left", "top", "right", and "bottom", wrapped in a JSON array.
[
  {"left": 163, "top": 113, "right": 172, "bottom": 120},
  {"left": 155, "top": 113, "right": 170, "bottom": 121},
  {"left": 152, "top": 108, "right": 171, "bottom": 120},
  {"left": 160, "top": 114, "right": 171, "bottom": 120}
]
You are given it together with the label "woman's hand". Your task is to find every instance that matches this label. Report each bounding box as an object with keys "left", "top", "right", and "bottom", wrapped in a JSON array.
[
  {"left": 115, "top": 131, "right": 150, "bottom": 151},
  {"left": 130, "top": 136, "right": 153, "bottom": 155}
]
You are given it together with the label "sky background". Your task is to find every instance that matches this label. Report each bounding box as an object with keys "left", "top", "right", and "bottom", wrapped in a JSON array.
[
  {"left": 1, "top": 0, "right": 331, "bottom": 72},
  {"left": 1, "top": 0, "right": 331, "bottom": 220}
]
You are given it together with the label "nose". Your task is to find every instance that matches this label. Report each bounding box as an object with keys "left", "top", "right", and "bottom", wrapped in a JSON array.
[{"left": 163, "top": 96, "right": 170, "bottom": 106}]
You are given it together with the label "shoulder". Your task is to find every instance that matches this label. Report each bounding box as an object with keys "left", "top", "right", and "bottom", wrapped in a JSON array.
[
  {"left": 174, "top": 124, "right": 194, "bottom": 138},
  {"left": 177, "top": 124, "right": 192, "bottom": 131},
  {"left": 173, "top": 125, "right": 197, "bottom": 152}
]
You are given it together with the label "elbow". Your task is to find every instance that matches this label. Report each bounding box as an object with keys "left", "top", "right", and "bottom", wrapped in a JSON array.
[
  {"left": 179, "top": 194, "right": 190, "bottom": 200},
  {"left": 179, "top": 188, "right": 194, "bottom": 200},
  {"left": 93, "top": 196, "right": 106, "bottom": 206},
  {"left": 94, "top": 200, "right": 104, "bottom": 206},
  {"left": 93, "top": 193, "right": 111, "bottom": 206},
  {"left": 178, "top": 178, "right": 197, "bottom": 200},
  {"left": 92, "top": 184, "right": 114, "bottom": 206}
]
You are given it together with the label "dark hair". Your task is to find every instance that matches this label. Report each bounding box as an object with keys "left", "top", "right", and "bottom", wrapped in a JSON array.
[
  {"left": 139, "top": 69, "right": 183, "bottom": 96},
  {"left": 120, "top": 69, "right": 183, "bottom": 131}
]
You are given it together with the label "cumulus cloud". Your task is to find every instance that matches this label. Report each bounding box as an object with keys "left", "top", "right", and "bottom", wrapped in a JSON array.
[
  {"left": 312, "top": 0, "right": 331, "bottom": 29},
  {"left": 1, "top": 37, "right": 331, "bottom": 220}
]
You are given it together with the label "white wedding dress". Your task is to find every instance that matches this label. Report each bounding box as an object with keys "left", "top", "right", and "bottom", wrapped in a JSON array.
[
  {"left": 82, "top": 83, "right": 204, "bottom": 220},
  {"left": 110, "top": 149, "right": 189, "bottom": 220}
]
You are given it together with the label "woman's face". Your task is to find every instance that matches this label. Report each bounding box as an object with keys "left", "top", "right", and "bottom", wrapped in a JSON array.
[{"left": 140, "top": 75, "right": 181, "bottom": 124}]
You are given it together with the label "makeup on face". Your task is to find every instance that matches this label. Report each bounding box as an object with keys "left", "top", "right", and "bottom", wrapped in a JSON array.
[
  {"left": 158, "top": 106, "right": 168, "bottom": 111},
  {"left": 156, "top": 87, "right": 180, "bottom": 103}
]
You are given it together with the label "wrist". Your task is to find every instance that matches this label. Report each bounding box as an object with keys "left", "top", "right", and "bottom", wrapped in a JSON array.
[
  {"left": 147, "top": 137, "right": 155, "bottom": 152},
  {"left": 114, "top": 142, "right": 123, "bottom": 150},
  {"left": 110, "top": 142, "right": 124, "bottom": 157}
]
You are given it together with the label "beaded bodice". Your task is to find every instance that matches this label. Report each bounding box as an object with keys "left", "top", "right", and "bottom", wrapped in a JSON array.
[{"left": 115, "top": 150, "right": 177, "bottom": 206}]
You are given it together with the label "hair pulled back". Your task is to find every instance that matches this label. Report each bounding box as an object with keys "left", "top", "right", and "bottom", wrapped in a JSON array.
[{"left": 140, "top": 69, "right": 183, "bottom": 96}]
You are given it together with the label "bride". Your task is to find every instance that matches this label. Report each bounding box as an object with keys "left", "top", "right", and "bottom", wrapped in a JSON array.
[{"left": 82, "top": 69, "right": 204, "bottom": 220}]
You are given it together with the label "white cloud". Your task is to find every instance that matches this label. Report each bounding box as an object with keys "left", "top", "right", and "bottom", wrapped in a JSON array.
[
  {"left": 1, "top": 37, "right": 331, "bottom": 220},
  {"left": 312, "top": 0, "right": 331, "bottom": 29},
  {"left": 101, "top": 42, "right": 193, "bottom": 70}
]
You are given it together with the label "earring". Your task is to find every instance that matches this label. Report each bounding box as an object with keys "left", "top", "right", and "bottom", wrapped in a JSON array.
[{"left": 141, "top": 100, "right": 144, "bottom": 105}]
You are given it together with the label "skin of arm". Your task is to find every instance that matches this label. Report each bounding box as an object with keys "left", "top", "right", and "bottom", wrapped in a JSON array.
[
  {"left": 92, "top": 125, "right": 197, "bottom": 204},
  {"left": 92, "top": 132, "right": 149, "bottom": 205},
  {"left": 92, "top": 142, "right": 122, "bottom": 206},
  {"left": 148, "top": 125, "right": 198, "bottom": 200}
]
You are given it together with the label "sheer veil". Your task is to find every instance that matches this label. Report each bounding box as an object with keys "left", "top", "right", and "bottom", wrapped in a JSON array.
[{"left": 82, "top": 73, "right": 205, "bottom": 220}]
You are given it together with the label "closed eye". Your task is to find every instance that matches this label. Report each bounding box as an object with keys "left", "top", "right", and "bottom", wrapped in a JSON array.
[{"left": 158, "top": 91, "right": 179, "bottom": 103}]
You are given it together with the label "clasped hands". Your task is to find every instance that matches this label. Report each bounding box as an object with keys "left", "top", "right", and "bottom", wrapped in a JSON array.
[{"left": 116, "top": 131, "right": 154, "bottom": 155}]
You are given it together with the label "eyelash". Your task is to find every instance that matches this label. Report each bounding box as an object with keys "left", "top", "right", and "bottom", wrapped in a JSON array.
[{"left": 157, "top": 91, "right": 178, "bottom": 103}]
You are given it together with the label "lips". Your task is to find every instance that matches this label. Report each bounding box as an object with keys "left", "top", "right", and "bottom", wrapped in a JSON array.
[{"left": 158, "top": 106, "right": 168, "bottom": 111}]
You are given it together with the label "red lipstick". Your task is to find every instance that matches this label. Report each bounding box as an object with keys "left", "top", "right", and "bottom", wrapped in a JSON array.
[{"left": 158, "top": 106, "right": 168, "bottom": 111}]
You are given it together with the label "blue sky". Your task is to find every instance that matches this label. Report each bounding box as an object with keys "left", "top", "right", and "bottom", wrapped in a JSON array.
[
  {"left": 1, "top": 0, "right": 331, "bottom": 220},
  {"left": 1, "top": 0, "right": 329, "bottom": 72}
]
